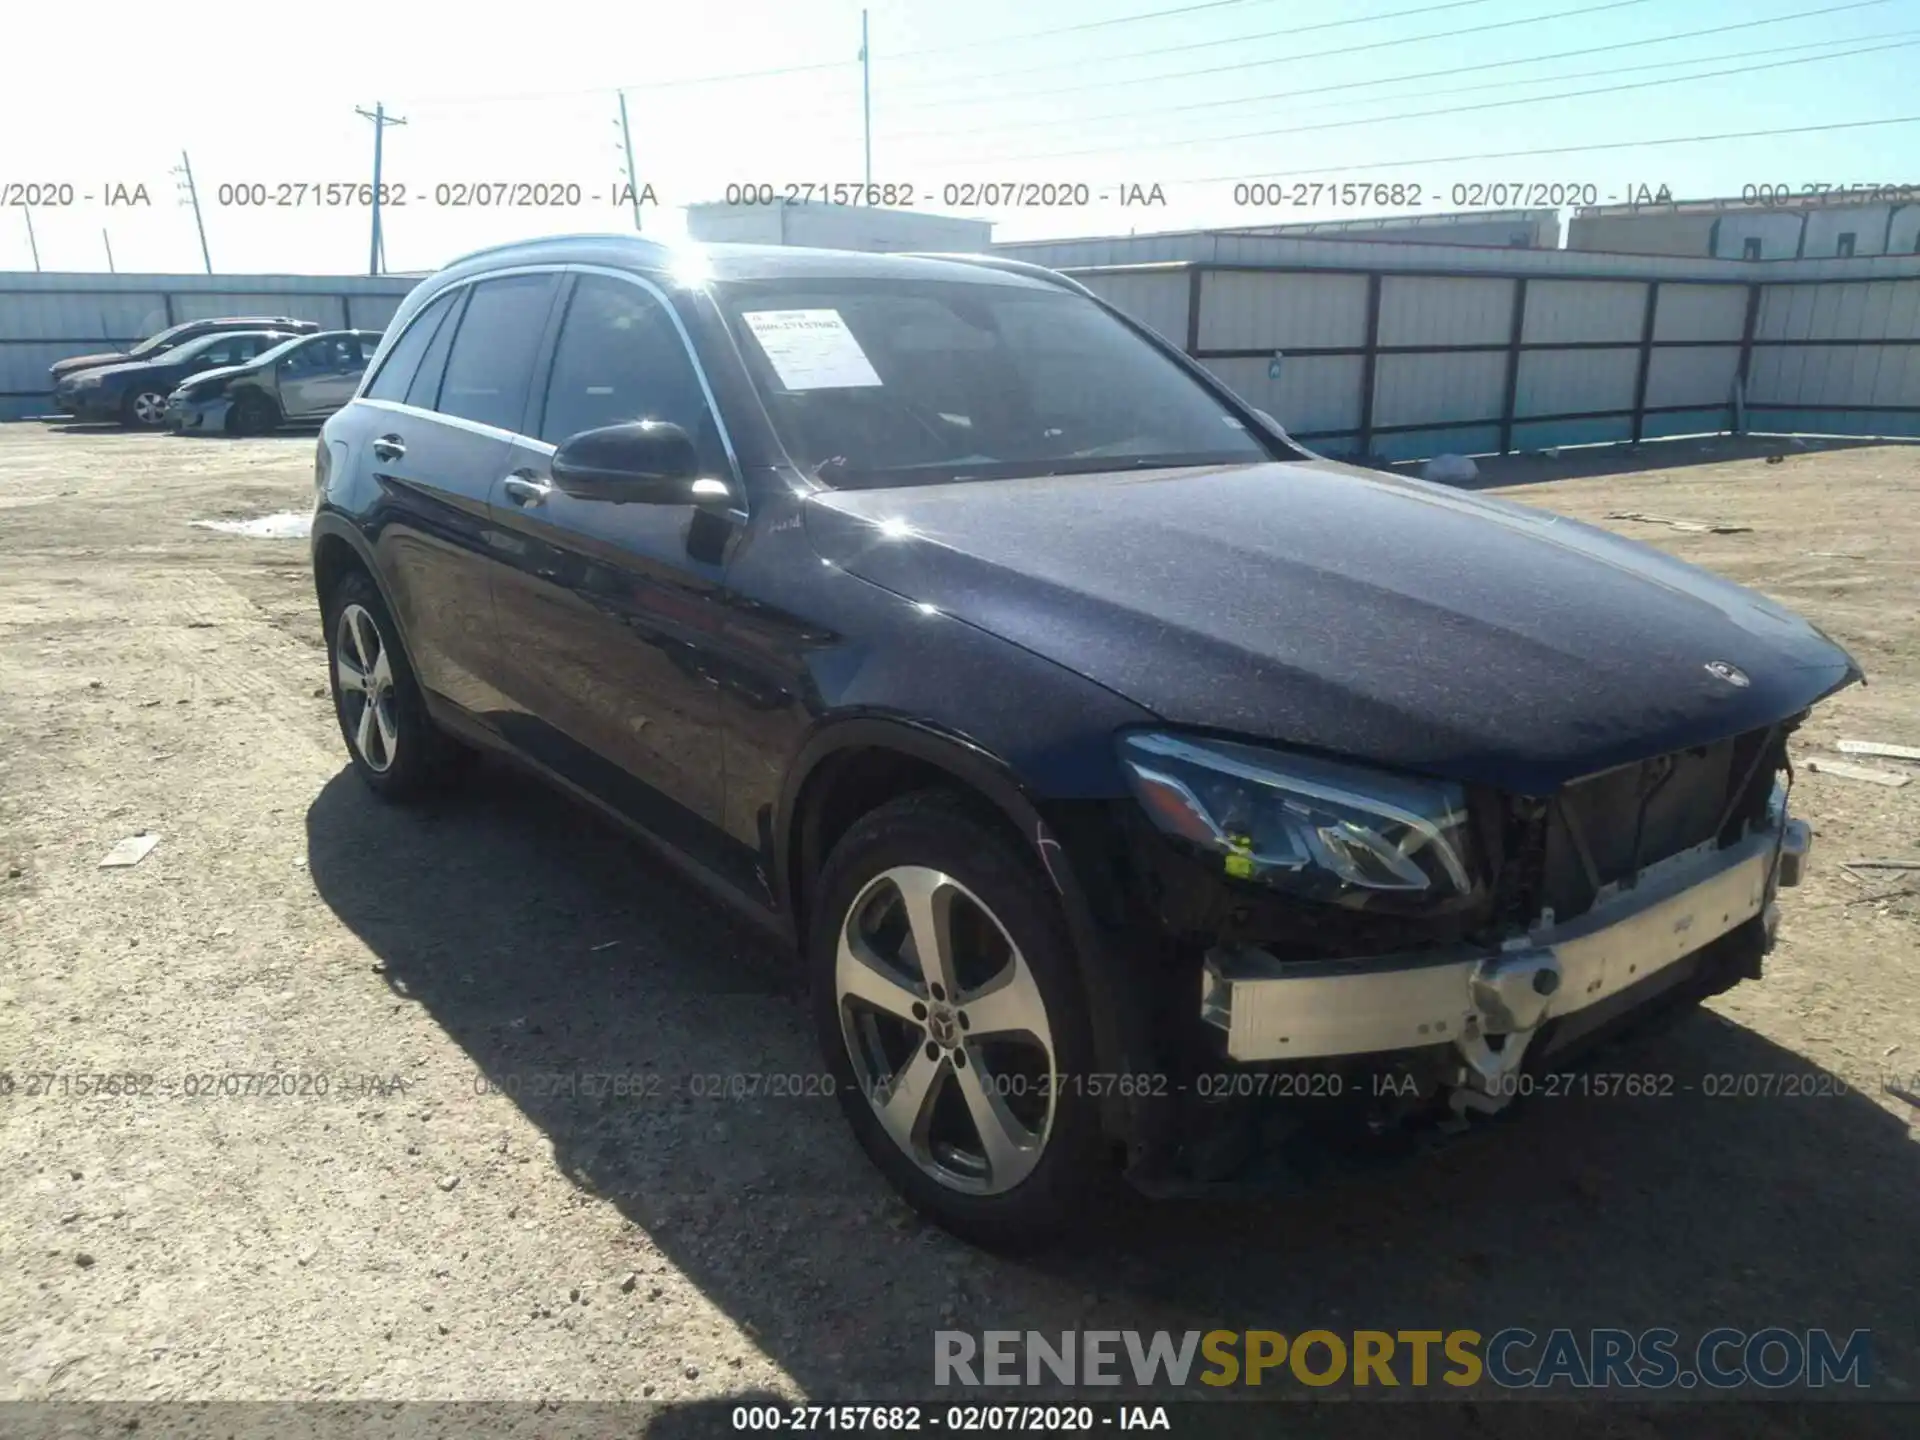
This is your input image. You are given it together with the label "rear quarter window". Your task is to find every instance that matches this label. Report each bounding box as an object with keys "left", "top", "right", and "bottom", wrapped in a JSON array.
[
  {"left": 364, "top": 291, "right": 458, "bottom": 404},
  {"left": 435, "top": 275, "right": 557, "bottom": 432}
]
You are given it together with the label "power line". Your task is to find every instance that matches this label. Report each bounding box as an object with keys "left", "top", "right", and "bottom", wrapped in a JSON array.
[
  {"left": 391, "top": 0, "right": 1296, "bottom": 106},
  {"left": 391, "top": 0, "right": 1575, "bottom": 112},
  {"left": 874, "top": 0, "right": 1892, "bottom": 142},
  {"left": 880, "top": 0, "right": 1505, "bottom": 93},
  {"left": 1184, "top": 112, "right": 1920, "bottom": 184},
  {"left": 868, "top": 0, "right": 1663, "bottom": 112},
  {"left": 1255, "top": 28, "right": 1920, "bottom": 118},
  {"left": 885, "top": 0, "right": 1302, "bottom": 57},
  {"left": 931, "top": 32, "right": 1920, "bottom": 167}
]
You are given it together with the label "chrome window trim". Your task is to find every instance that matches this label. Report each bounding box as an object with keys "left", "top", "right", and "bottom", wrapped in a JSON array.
[
  {"left": 352, "top": 260, "right": 746, "bottom": 507},
  {"left": 355, "top": 263, "right": 566, "bottom": 411},
  {"left": 356, "top": 396, "right": 530, "bottom": 446},
  {"left": 562, "top": 263, "right": 747, "bottom": 497}
]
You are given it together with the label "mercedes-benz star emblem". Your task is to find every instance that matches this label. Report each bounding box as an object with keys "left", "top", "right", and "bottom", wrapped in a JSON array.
[{"left": 1704, "top": 660, "right": 1751, "bottom": 688}]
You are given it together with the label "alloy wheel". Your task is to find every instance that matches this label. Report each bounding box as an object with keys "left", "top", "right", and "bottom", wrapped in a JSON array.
[
  {"left": 836, "top": 865, "right": 1058, "bottom": 1195},
  {"left": 334, "top": 602, "right": 399, "bottom": 772},
  {"left": 132, "top": 391, "right": 167, "bottom": 426}
]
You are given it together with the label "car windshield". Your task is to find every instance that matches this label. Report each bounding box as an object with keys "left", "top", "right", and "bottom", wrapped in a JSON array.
[
  {"left": 129, "top": 326, "right": 192, "bottom": 358},
  {"left": 711, "top": 276, "right": 1273, "bottom": 489},
  {"left": 253, "top": 335, "right": 311, "bottom": 366},
  {"left": 143, "top": 334, "right": 228, "bottom": 365}
]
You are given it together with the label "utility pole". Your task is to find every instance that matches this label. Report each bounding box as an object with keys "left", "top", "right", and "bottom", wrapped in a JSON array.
[
  {"left": 102, "top": 228, "right": 115, "bottom": 273},
  {"left": 173, "top": 151, "right": 212, "bottom": 273},
  {"left": 615, "top": 90, "right": 643, "bottom": 234},
  {"left": 356, "top": 102, "right": 407, "bottom": 275},
  {"left": 22, "top": 209, "right": 40, "bottom": 271},
  {"left": 860, "top": 10, "right": 872, "bottom": 191}
]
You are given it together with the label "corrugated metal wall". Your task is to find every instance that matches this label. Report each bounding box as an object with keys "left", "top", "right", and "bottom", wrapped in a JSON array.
[
  {"left": 1056, "top": 242, "right": 1920, "bottom": 459},
  {"left": 9, "top": 250, "right": 1920, "bottom": 450},
  {"left": 0, "top": 273, "right": 419, "bottom": 420}
]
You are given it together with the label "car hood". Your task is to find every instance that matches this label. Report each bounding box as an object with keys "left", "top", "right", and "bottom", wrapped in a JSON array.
[
  {"left": 82, "top": 359, "right": 172, "bottom": 385},
  {"left": 802, "top": 460, "right": 1861, "bottom": 793},
  {"left": 177, "top": 363, "right": 258, "bottom": 392},
  {"left": 53, "top": 351, "right": 133, "bottom": 379}
]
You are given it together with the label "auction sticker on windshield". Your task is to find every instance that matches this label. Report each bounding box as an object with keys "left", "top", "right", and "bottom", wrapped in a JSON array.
[{"left": 742, "top": 309, "right": 884, "bottom": 390}]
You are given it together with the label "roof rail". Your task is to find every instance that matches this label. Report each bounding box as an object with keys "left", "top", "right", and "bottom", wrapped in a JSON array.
[
  {"left": 898, "top": 252, "right": 1099, "bottom": 299},
  {"left": 437, "top": 231, "right": 684, "bottom": 271}
]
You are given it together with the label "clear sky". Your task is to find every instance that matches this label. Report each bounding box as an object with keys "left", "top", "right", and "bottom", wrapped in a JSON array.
[{"left": 1, "top": 0, "right": 1913, "bottom": 274}]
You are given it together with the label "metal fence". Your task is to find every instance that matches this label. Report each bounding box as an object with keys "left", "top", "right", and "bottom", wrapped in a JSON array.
[
  {"left": 7, "top": 253, "right": 1920, "bottom": 453},
  {"left": 0, "top": 273, "right": 420, "bottom": 421},
  {"left": 1060, "top": 259, "right": 1920, "bottom": 461}
]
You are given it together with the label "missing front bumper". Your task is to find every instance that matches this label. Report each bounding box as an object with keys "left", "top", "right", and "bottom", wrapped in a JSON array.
[{"left": 1202, "top": 817, "right": 1808, "bottom": 1067}]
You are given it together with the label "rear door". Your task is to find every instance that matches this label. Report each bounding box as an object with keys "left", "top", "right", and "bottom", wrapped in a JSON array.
[
  {"left": 487, "top": 269, "right": 747, "bottom": 883},
  {"left": 352, "top": 274, "right": 561, "bottom": 716}
]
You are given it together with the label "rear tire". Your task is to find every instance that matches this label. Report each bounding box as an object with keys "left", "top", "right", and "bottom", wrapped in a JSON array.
[
  {"left": 322, "top": 569, "right": 466, "bottom": 801},
  {"left": 809, "top": 789, "right": 1109, "bottom": 1249}
]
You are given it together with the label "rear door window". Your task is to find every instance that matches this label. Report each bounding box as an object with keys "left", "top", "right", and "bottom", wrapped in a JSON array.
[
  {"left": 365, "top": 292, "right": 457, "bottom": 403},
  {"left": 436, "top": 274, "right": 558, "bottom": 433}
]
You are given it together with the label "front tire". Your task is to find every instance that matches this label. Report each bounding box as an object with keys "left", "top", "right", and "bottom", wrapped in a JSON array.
[
  {"left": 809, "top": 790, "right": 1108, "bottom": 1249},
  {"left": 228, "top": 389, "right": 279, "bottom": 436},
  {"left": 123, "top": 388, "right": 168, "bottom": 428},
  {"left": 322, "top": 569, "right": 464, "bottom": 801}
]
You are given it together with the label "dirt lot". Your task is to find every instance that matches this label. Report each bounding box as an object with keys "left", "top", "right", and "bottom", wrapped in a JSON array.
[{"left": 1, "top": 423, "right": 1915, "bottom": 1426}]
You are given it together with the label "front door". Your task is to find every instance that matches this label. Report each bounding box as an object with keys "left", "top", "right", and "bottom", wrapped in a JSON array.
[
  {"left": 281, "top": 333, "right": 365, "bottom": 418},
  {"left": 487, "top": 271, "right": 747, "bottom": 883}
]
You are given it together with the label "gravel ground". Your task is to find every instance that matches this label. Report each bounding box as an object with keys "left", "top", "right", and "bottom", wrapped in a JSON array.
[{"left": 0, "top": 423, "right": 1915, "bottom": 1430}]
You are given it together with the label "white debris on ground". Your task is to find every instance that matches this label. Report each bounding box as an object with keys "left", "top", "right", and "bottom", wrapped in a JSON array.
[
  {"left": 1420, "top": 453, "right": 1480, "bottom": 484},
  {"left": 191, "top": 512, "right": 313, "bottom": 539}
]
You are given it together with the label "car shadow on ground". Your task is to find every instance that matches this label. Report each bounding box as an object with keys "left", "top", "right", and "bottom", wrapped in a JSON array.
[{"left": 305, "top": 762, "right": 1917, "bottom": 1427}]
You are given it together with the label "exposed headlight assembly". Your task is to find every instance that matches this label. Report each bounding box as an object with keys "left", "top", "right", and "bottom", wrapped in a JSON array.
[{"left": 1119, "top": 731, "right": 1482, "bottom": 907}]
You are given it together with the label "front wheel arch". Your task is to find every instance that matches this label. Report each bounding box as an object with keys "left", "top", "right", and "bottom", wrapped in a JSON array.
[
  {"left": 227, "top": 387, "right": 282, "bottom": 434},
  {"left": 779, "top": 719, "right": 1147, "bottom": 1148}
]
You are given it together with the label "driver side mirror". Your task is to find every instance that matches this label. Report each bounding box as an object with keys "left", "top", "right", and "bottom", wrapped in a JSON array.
[{"left": 550, "top": 420, "right": 730, "bottom": 506}]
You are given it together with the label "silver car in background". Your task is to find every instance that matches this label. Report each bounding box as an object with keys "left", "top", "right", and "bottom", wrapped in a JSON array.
[{"left": 168, "top": 330, "right": 383, "bottom": 435}]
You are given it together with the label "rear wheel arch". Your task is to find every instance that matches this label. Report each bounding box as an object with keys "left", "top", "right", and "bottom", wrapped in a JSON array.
[
  {"left": 312, "top": 530, "right": 366, "bottom": 609},
  {"left": 311, "top": 518, "right": 413, "bottom": 657}
]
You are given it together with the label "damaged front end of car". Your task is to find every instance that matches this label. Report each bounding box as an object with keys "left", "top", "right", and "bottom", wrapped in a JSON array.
[{"left": 1049, "top": 718, "right": 1814, "bottom": 1193}]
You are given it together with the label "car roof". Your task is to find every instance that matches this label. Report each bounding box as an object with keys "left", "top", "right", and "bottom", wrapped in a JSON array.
[
  {"left": 168, "top": 315, "right": 315, "bottom": 329},
  {"left": 164, "top": 327, "right": 300, "bottom": 351},
  {"left": 426, "top": 233, "right": 1066, "bottom": 293}
]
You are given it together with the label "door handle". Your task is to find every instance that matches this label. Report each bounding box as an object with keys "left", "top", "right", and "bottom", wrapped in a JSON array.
[
  {"left": 371, "top": 434, "right": 405, "bottom": 461},
  {"left": 502, "top": 474, "right": 554, "bottom": 507}
]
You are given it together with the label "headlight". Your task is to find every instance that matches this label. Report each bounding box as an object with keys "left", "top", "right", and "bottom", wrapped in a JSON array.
[
  {"left": 1119, "top": 731, "right": 1482, "bottom": 907},
  {"left": 71, "top": 372, "right": 102, "bottom": 389}
]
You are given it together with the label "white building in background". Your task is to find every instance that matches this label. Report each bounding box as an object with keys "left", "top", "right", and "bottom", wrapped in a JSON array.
[
  {"left": 684, "top": 203, "right": 991, "bottom": 253},
  {"left": 1569, "top": 195, "right": 1920, "bottom": 260}
]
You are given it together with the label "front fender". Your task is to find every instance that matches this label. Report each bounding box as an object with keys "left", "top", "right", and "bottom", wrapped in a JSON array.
[{"left": 778, "top": 714, "right": 1158, "bottom": 1151}]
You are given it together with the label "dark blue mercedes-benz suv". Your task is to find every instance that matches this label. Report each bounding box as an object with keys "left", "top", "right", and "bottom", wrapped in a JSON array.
[{"left": 312, "top": 234, "right": 1850, "bottom": 1246}]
